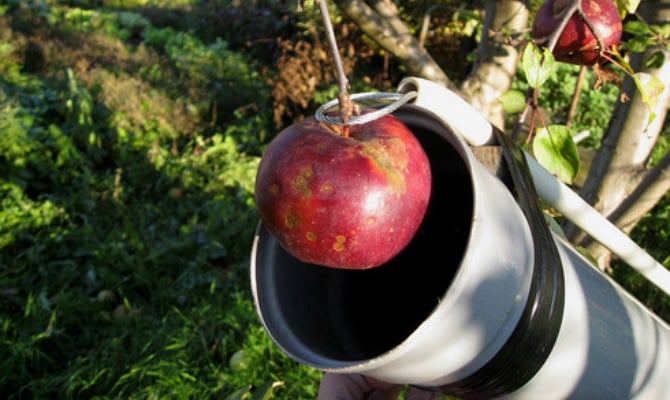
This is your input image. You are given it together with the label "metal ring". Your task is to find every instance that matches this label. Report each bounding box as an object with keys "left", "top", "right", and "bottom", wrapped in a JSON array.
[{"left": 315, "top": 91, "right": 417, "bottom": 125}]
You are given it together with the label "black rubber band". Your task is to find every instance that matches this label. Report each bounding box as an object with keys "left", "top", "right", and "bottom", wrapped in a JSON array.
[{"left": 434, "top": 129, "right": 565, "bottom": 399}]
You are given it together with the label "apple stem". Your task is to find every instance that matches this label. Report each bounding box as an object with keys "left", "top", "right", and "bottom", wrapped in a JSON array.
[
  {"left": 316, "top": 0, "right": 359, "bottom": 137},
  {"left": 542, "top": 0, "right": 605, "bottom": 60},
  {"left": 575, "top": 4, "right": 605, "bottom": 57},
  {"left": 541, "top": 0, "right": 576, "bottom": 53}
]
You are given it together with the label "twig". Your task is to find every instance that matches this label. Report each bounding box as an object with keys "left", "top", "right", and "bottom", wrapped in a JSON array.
[
  {"left": 575, "top": 4, "right": 605, "bottom": 56},
  {"left": 544, "top": 0, "right": 581, "bottom": 52},
  {"left": 316, "top": 0, "right": 358, "bottom": 136},
  {"left": 566, "top": 65, "right": 587, "bottom": 128}
]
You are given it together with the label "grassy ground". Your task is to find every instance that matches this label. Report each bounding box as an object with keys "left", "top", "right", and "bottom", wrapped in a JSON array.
[
  {"left": 1, "top": 1, "right": 668, "bottom": 399},
  {"left": 0, "top": 0, "right": 323, "bottom": 398}
]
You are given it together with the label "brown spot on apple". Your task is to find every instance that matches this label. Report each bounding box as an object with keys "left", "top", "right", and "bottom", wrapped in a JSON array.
[
  {"left": 269, "top": 184, "right": 279, "bottom": 195},
  {"left": 293, "top": 175, "right": 306, "bottom": 190},
  {"left": 359, "top": 138, "right": 407, "bottom": 194},
  {"left": 306, "top": 231, "right": 317, "bottom": 241},
  {"left": 292, "top": 168, "right": 314, "bottom": 197},
  {"left": 285, "top": 213, "right": 299, "bottom": 228},
  {"left": 320, "top": 183, "right": 333, "bottom": 193},
  {"left": 333, "top": 235, "right": 346, "bottom": 252}
]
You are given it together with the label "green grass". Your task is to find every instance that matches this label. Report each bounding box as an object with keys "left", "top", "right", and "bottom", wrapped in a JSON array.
[{"left": 0, "top": 1, "right": 321, "bottom": 397}]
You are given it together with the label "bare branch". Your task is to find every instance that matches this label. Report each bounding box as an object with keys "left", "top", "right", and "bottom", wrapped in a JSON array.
[
  {"left": 606, "top": 153, "right": 670, "bottom": 235},
  {"left": 333, "top": 0, "right": 453, "bottom": 88}
]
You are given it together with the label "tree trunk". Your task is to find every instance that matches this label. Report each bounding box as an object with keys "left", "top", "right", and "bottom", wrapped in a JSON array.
[
  {"left": 333, "top": 0, "right": 454, "bottom": 88},
  {"left": 460, "top": 0, "right": 530, "bottom": 129},
  {"left": 562, "top": 0, "right": 670, "bottom": 269}
]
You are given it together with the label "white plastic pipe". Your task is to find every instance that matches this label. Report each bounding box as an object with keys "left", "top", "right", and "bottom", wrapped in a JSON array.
[
  {"left": 506, "top": 235, "right": 670, "bottom": 399},
  {"left": 397, "top": 77, "right": 496, "bottom": 146},
  {"left": 526, "top": 155, "right": 670, "bottom": 296},
  {"left": 398, "top": 77, "right": 670, "bottom": 297}
]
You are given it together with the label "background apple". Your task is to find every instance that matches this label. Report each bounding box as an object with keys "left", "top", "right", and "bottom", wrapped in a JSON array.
[
  {"left": 532, "top": 0, "right": 622, "bottom": 66},
  {"left": 255, "top": 113, "right": 431, "bottom": 269}
]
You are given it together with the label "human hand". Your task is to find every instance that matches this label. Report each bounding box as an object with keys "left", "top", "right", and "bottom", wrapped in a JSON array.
[{"left": 317, "top": 373, "right": 440, "bottom": 400}]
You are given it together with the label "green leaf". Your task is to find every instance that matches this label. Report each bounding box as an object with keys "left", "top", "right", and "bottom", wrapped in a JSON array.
[
  {"left": 624, "top": 36, "right": 655, "bottom": 53},
  {"left": 532, "top": 125, "right": 580, "bottom": 184},
  {"left": 632, "top": 72, "right": 666, "bottom": 127},
  {"left": 645, "top": 51, "right": 666, "bottom": 69},
  {"left": 616, "top": 0, "right": 641, "bottom": 14},
  {"left": 251, "top": 381, "right": 284, "bottom": 400},
  {"left": 498, "top": 90, "right": 527, "bottom": 114},
  {"left": 623, "top": 20, "right": 651, "bottom": 36},
  {"left": 650, "top": 24, "right": 670, "bottom": 38},
  {"left": 522, "top": 42, "right": 556, "bottom": 89},
  {"left": 226, "top": 385, "right": 252, "bottom": 400}
]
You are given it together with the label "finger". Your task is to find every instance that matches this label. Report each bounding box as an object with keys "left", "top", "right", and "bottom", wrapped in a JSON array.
[
  {"left": 365, "top": 384, "right": 404, "bottom": 400},
  {"left": 317, "top": 373, "right": 402, "bottom": 400},
  {"left": 406, "top": 386, "right": 442, "bottom": 400}
]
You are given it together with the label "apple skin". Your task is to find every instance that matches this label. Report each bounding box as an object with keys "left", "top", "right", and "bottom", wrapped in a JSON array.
[
  {"left": 532, "top": 0, "right": 622, "bottom": 66},
  {"left": 255, "top": 113, "right": 431, "bottom": 269}
]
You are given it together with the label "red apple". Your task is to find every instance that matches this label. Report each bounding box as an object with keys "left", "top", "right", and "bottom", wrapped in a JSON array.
[
  {"left": 255, "top": 113, "right": 431, "bottom": 269},
  {"left": 532, "top": 0, "right": 622, "bottom": 65}
]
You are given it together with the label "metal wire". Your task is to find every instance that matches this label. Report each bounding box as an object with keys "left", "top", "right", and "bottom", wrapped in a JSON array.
[{"left": 314, "top": 91, "right": 417, "bottom": 125}]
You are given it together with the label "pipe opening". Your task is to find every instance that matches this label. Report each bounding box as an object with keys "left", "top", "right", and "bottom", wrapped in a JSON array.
[{"left": 255, "top": 114, "right": 474, "bottom": 362}]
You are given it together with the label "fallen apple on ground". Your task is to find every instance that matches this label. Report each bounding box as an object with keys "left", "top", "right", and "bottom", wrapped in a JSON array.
[
  {"left": 255, "top": 112, "right": 431, "bottom": 269},
  {"left": 532, "top": 0, "right": 622, "bottom": 66}
]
